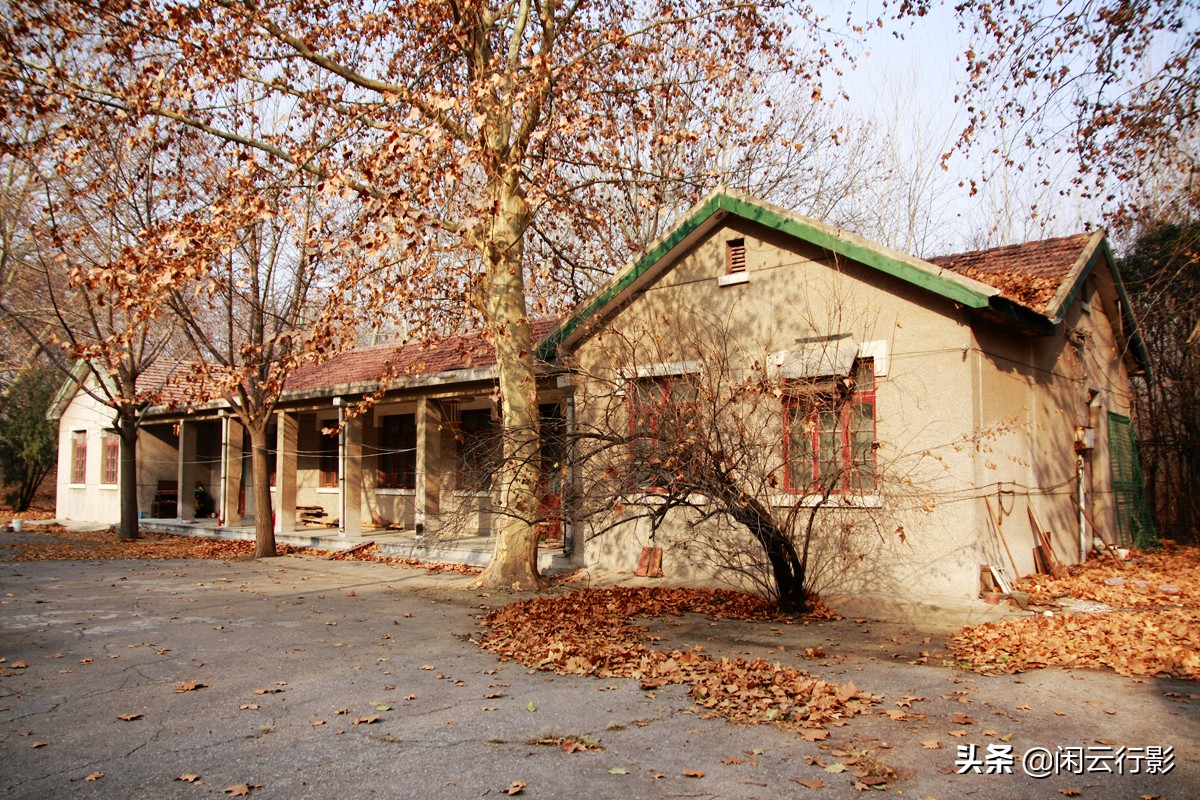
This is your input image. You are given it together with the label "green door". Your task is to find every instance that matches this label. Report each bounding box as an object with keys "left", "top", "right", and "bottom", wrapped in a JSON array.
[{"left": 1107, "top": 412, "right": 1157, "bottom": 548}]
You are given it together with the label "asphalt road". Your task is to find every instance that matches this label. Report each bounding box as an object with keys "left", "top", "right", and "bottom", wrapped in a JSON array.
[{"left": 1, "top": 553, "right": 1196, "bottom": 799}]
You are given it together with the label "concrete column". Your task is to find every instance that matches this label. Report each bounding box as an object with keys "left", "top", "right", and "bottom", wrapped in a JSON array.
[
  {"left": 415, "top": 398, "right": 444, "bottom": 538},
  {"left": 275, "top": 411, "right": 298, "bottom": 534},
  {"left": 339, "top": 406, "right": 362, "bottom": 538},
  {"left": 220, "top": 416, "right": 244, "bottom": 527},
  {"left": 177, "top": 421, "right": 197, "bottom": 522}
]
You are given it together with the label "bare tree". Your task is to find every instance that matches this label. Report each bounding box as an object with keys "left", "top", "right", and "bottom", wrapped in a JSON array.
[
  {"left": 564, "top": 309, "right": 926, "bottom": 612},
  {"left": 0, "top": 120, "right": 187, "bottom": 540},
  {"left": 164, "top": 158, "right": 359, "bottom": 558}
]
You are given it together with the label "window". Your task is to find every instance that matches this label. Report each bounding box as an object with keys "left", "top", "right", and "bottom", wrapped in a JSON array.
[
  {"left": 456, "top": 408, "right": 498, "bottom": 491},
  {"left": 726, "top": 237, "right": 746, "bottom": 274},
  {"left": 70, "top": 430, "right": 87, "bottom": 484},
  {"left": 101, "top": 432, "right": 120, "bottom": 485},
  {"left": 319, "top": 419, "right": 339, "bottom": 488},
  {"left": 378, "top": 414, "right": 416, "bottom": 490},
  {"left": 785, "top": 358, "right": 876, "bottom": 495},
  {"left": 629, "top": 375, "right": 699, "bottom": 489}
]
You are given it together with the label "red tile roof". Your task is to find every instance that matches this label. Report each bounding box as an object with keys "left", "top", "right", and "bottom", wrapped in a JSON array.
[
  {"left": 928, "top": 232, "right": 1095, "bottom": 313},
  {"left": 283, "top": 318, "right": 561, "bottom": 394},
  {"left": 134, "top": 360, "right": 192, "bottom": 405}
]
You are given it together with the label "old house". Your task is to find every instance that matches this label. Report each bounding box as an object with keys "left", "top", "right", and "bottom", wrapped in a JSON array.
[{"left": 49, "top": 191, "right": 1151, "bottom": 602}]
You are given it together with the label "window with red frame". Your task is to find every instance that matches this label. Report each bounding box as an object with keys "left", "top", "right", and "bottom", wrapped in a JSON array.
[
  {"left": 101, "top": 432, "right": 120, "bottom": 485},
  {"left": 70, "top": 430, "right": 87, "bottom": 484},
  {"left": 319, "top": 420, "right": 339, "bottom": 488},
  {"left": 378, "top": 414, "right": 416, "bottom": 489},
  {"left": 785, "top": 358, "right": 876, "bottom": 494},
  {"left": 629, "top": 375, "right": 699, "bottom": 489}
]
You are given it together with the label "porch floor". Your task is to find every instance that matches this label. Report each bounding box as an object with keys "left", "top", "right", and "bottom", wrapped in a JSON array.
[{"left": 137, "top": 517, "right": 570, "bottom": 570}]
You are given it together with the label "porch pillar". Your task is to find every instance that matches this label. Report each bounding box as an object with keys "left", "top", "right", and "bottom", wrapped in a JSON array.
[
  {"left": 177, "top": 421, "right": 196, "bottom": 522},
  {"left": 219, "top": 414, "right": 244, "bottom": 527},
  {"left": 275, "top": 411, "right": 298, "bottom": 534},
  {"left": 339, "top": 403, "right": 362, "bottom": 538},
  {"left": 415, "top": 397, "right": 443, "bottom": 538}
]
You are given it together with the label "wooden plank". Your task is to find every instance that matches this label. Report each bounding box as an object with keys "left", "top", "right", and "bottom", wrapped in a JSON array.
[{"left": 985, "top": 496, "right": 1021, "bottom": 577}]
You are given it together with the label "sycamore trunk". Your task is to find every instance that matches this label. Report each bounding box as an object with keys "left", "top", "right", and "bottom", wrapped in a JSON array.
[
  {"left": 472, "top": 180, "right": 545, "bottom": 591},
  {"left": 249, "top": 424, "right": 277, "bottom": 558}
]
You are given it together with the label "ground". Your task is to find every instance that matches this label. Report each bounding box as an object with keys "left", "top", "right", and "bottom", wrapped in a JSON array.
[{"left": 0, "top": 522, "right": 1196, "bottom": 799}]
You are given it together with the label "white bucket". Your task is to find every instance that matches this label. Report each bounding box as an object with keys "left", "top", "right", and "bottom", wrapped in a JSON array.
[{"left": 12, "top": 519, "right": 22, "bottom": 532}]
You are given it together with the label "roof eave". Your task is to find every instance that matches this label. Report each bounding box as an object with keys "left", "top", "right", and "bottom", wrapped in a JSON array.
[{"left": 537, "top": 191, "right": 1000, "bottom": 361}]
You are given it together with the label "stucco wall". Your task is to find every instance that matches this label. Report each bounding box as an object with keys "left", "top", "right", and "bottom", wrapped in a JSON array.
[
  {"left": 55, "top": 383, "right": 121, "bottom": 523},
  {"left": 569, "top": 220, "right": 990, "bottom": 601}
]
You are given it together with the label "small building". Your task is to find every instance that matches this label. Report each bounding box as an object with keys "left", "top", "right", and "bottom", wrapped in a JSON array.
[{"left": 49, "top": 191, "right": 1152, "bottom": 603}]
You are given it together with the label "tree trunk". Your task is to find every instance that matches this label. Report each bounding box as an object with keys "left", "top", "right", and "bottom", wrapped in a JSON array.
[
  {"left": 473, "top": 179, "right": 545, "bottom": 591},
  {"left": 726, "top": 492, "right": 809, "bottom": 613},
  {"left": 117, "top": 412, "right": 140, "bottom": 542},
  {"left": 249, "top": 424, "right": 277, "bottom": 558}
]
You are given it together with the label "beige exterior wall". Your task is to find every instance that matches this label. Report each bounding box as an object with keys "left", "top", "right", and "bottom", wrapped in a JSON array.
[
  {"left": 54, "top": 381, "right": 121, "bottom": 523},
  {"left": 567, "top": 222, "right": 1136, "bottom": 602}
]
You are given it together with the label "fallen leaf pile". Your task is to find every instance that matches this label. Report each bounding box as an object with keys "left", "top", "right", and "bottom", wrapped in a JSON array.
[
  {"left": 481, "top": 586, "right": 879, "bottom": 731},
  {"left": 952, "top": 545, "right": 1200, "bottom": 679},
  {"left": 0, "top": 525, "right": 276, "bottom": 561},
  {"left": 1016, "top": 544, "right": 1196, "bottom": 608}
]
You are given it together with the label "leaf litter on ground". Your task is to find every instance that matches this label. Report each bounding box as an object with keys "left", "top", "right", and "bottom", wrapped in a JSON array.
[
  {"left": 479, "top": 586, "right": 879, "bottom": 733},
  {"left": 952, "top": 544, "right": 1200, "bottom": 679}
]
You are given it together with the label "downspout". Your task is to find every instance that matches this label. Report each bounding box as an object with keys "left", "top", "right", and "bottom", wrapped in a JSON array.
[
  {"left": 1078, "top": 454, "right": 1087, "bottom": 561},
  {"left": 336, "top": 397, "right": 347, "bottom": 539}
]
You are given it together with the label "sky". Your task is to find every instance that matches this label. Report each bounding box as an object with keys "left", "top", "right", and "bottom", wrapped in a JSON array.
[{"left": 810, "top": 2, "right": 1108, "bottom": 254}]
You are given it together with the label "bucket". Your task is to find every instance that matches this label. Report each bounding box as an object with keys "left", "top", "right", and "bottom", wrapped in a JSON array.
[{"left": 12, "top": 519, "right": 22, "bottom": 532}]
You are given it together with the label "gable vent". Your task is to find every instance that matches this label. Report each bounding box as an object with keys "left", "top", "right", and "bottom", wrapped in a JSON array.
[{"left": 726, "top": 238, "right": 746, "bottom": 273}]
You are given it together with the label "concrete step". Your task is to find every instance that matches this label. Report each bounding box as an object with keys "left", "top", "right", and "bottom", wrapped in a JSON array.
[
  {"left": 140, "top": 520, "right": 574, "bottom": 571},
  {"left": 374, "top": 537, "right": 570, "bottom": 571}
]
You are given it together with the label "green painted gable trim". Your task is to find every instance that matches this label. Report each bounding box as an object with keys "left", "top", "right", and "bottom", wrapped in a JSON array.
[
  {"left": 1050, "top": 238, "right": 1152, "bottom": 376},
  {"left": 718, "top": 195, "right": 993, "bottom": 308},
  {"left": 537, "top": 192, "right": 994, "bottom": 361}
]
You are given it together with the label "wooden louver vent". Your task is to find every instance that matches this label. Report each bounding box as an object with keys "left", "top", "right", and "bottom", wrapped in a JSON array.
[{"left": 727, "top": 238, "right": 746, "bottom": 273}]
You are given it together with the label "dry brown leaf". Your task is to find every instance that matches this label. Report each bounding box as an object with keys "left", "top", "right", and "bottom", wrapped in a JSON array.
[
  {"left": 176, "top": 773, "right": 202, "bottom": 783},
  {"left": 681, "top": 770, "right": 704, "bottom": 778},
  {"left": 84, "top": 772, "right": 104, "bottom": 781},
  {"left": 117, "top": 713, "right": 142, "bottom": 721},
  {"left": 795, "top": 776, "right": 824, "bottom": 789},
  {"left": 175, "top": 681, "right": 208, "bottom": 693},
  {"left": 921, "top": 739, "right": 941, "bottom": 749},
  {"left": 1059, "top": 789, "right": 1082, "bottom": 797},
  {"left": 223, "top": 784, "right": 256, "bottom": 796},
  {"left": 31, "top": 742, "right": 47, "bottom": 749},
  {"left": 503, "top": 781, "right": 526, "bottom": 796},
  {"left": 354, "top": 715, "right": 380, "bottom": 725}
]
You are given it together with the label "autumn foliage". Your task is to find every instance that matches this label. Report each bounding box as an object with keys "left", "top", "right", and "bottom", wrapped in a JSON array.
[
  {"left": 951, "top": 546, "right": 1200, "bottom": 680},
  {"left": 481, "top": 587, "right": 880, "bottom": 731}
]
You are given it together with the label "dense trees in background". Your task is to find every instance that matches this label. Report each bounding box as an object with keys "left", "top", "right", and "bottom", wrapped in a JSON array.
[
  {"left": 0, "top": 365, "right": 59, "bottom": 511},
  {"left": 1119, "top": 222, "right": 1200, "bottom": 543}
]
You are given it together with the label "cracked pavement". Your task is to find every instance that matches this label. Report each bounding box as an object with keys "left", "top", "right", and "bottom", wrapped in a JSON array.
[{"left": 1, "top": 553, "right": 1197, "bottom": 799}]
